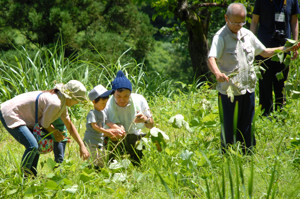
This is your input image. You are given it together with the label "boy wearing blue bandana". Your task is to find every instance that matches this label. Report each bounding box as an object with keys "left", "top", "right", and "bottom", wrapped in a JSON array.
[
  {"left": 84, "top": 85, "right": 125, "bottom": 169},
  {"left": 104, "top": 70, "right": 154, "bottom": 165}
]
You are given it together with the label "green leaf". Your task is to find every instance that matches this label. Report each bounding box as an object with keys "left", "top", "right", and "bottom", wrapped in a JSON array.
[
  {"left": 180, "top": 150, "right": 193, "bottom": 161},
  {"left": 276, "top": 72, "right": 284, "bottom": 81},
  {"left": 24, "top": 187, "right": 35, "bottom": 196},
  {"left": 112, "top": 173, "right": 127, "bottom": 182},
  {"left": 46, "top": 158, "right": 57, "bottom": 170},
  {"left": 136, "top": 137, "right": 150, "bottom": 150},
  {"left": 63, "top": 185, "right": 78, "bottom": 194},
  {"left": 150, "top": 127, "right": 169, "bottom": 140},
  {"left": 79, "top": 171, "right": 93, "bottom": 182},
  {"left": 190, "top": 118, "right": 200, "bottom": 127},
  {"left": 133, "top": 171, "right": 144, "bottom": 182},
  {"left": 283, "top": 54, "right": 291, "bottom": 66},
  {"left": 46, "top": 173, "right": 55, "bottom": 179},
  {"left": 254, "top": 64, "right": 266, "bottom": 79},
  {"left": 45, "top": 180, "right": 58, "bottom": 190},
  {"left": 7, "top": 189, "right": 18, "bottom": 195},
  {"left": 150, "top": 127, "right": 169, "bottom": 151},
  {"left": 284, "top": 38, "right": 297, "bottom": 47},
  {"left": 290, "top": 137, "right": 300, "bottom": 146},
  {"left": 24, "top": 185, "right": 44, "bottom": 196},
  {"left": 291, "top": 90, "right": 300, "bottom": 99},
  {"left": 226, "top": 85, "right": 234, "bottom": 103},
  {"left": 62, "top": 178, "right": 73, "bottom": 186},
  {"left": 272, "top": 51, "right": 284, "bottom": 63},
  {"left": 109, "top": 159, "right": 131, "bottom": 170},
  {"left": 168, "top": 114, "right": 184, "bottom": 128},
  {"left": 168, "top": 114, "right": 192, "bottom": 132}
]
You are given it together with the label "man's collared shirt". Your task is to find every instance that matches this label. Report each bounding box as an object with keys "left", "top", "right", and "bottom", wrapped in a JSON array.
[{"left": 208, "top": 25, "right": 266, "bottom": 96}]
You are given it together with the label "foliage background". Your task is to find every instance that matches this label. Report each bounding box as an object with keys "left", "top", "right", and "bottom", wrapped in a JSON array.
[{"left": 0, "top": 0, "right": 300, "bottom": 198}]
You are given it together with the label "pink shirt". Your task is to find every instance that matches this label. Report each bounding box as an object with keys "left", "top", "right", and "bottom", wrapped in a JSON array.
[{"left": 0, "top": 91, "right": 69, "bottom": 129}]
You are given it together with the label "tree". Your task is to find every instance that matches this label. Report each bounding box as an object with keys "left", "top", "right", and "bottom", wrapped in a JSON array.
[
  {"left": 0, "top": 0, "right": 154, "bottom": 63},
  {"left": 138, "top": 0, "right": 253, "bottom": 80}
]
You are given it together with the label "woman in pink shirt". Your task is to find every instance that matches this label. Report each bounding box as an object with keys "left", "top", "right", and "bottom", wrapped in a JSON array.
[{"left": 0, "top": 80, "right": 90, "bottom": 177}]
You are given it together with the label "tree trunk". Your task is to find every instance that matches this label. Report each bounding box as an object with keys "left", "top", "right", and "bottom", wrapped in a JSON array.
[
  {"left": 175, "top": 0, "right": 210, "bottom": 81},
  {"left": 185, "top": 15, "right": 210, "bottom": 81},
  {"left": 175, "top": 0, "right": 227, "bottom": 81}
]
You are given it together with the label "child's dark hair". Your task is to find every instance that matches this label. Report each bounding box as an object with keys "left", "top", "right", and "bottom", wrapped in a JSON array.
[
  {"left": 94, "top": 96, "right": 109, "bottom": 103},
  {"left": 116, "top": 88, "right": 131, "bottom": 93}
]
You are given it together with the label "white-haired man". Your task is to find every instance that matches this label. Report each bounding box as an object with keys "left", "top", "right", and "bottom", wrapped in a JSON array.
[{"left": 207, "top": 3, "right": 298, "bottom": 154}]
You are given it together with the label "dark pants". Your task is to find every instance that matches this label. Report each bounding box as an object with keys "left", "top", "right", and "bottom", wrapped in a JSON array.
[
  {"left": 0, "top": 110, "right": 39, "bottom": 176},
  {"left": 257, "top": 55, "right": 289, "bottom": 116},
  {"left": 105, "top": 134, "right": 144, "bottom": 166},
  {"left": 53, "top": 141, "right": 67, "bottom": 163},
  {"left": 219, "top": 92, "right": 256, "bottom": 153}
]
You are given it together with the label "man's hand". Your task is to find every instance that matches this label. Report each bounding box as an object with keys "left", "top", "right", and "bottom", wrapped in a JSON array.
[
  {"left": 108, "top": 128, "right": 126, "bottom": 141},
  {"left": 134, "top": 112, "right": 148, "bottom": 123},
  {"left": 111, "top": 129, "right": 126, "bottom": 137},
  {"left": 291, "top": 42, "right": 300, "bottom": 59},
  {"left": 292, "top": 50, "right": 299, "bottom": 60},
  {"left": 215, "top": 72, "right": 229, "bottom": 82}
]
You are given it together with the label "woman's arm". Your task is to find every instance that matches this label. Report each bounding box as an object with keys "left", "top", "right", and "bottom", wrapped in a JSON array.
[{"left": 44, "top": 125, "right": 65, "bottom": 142}]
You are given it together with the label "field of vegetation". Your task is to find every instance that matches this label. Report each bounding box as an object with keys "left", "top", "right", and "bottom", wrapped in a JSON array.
[{"left": 0, "top": 45, "right": 299, "bottom": 198}]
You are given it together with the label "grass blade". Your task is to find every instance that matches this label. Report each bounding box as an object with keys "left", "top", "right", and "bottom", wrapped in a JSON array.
[
  {"left": 227, "top": 159, "right": 234, "bottom": 199},
  {"left": 248, "top": 158, "right": 254, "bottom": 199},
  {"left": 235, "top": 157, "right": 240, "bottom": 199},
  {"left": 154, "top": 167, "right": 174, "bottom": 199},
  {"left": 218, "top": 95, "right": 226, "bottom": 148},
  {"left": 233, "top": 101, "right": 239, "bottom": 144},
  {"left": 266, "top": 159, "right": 277, "bottom": 199},
  {"left": 204, "top": 177, "right": 212, "bottom": 199},
  {"left": 222, "top": 164, "right": 226, "bottom": 199}
]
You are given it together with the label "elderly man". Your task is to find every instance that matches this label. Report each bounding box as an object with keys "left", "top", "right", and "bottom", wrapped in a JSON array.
[{"left": 207, "top": 3, "right": 297, "bottom": 154}]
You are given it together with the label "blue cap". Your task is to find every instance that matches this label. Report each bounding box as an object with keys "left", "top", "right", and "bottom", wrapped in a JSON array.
[
  {"left": 88, "top": 85, "right": 113, "bottom": 101},
  {"left": 112, "top": 70, "right": 132, "bottom": 91}
]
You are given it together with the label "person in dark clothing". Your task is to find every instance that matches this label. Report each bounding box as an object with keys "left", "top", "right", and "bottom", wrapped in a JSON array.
[{"left": 250, "top": 0, "right": 300, "bottom": 116}]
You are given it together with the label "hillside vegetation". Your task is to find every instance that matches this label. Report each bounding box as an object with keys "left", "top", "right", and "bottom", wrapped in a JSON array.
[{"left": 0, "top": 46, "right": 299, "bottom": 198}]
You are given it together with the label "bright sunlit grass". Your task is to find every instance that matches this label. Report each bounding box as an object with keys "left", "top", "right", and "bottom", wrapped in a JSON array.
[{"left": 0, "top": 46, "right": 299, "bottom": 198}]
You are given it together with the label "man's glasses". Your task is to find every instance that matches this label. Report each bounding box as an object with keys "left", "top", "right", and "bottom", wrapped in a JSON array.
[{"left": 227, "top": 19, "right": 246, "bottom": 26}]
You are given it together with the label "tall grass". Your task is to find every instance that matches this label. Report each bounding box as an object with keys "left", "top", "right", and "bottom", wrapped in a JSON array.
[
  {"left": 0, "top": 45, "right": 181, "bottom": 105},
  {"left": 0, "top": 46, "right": 300, "bottom": 198},
  {"left": 0, "top": 44, "right": 90, "bottom": 100}
]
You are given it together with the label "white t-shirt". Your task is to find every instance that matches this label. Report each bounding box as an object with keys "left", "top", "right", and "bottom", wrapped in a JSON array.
[{"left": 104, "top": 93, "right": 152, "bottom": 135}]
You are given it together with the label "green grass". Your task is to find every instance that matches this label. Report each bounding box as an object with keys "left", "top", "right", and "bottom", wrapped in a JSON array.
[{"left": 0, "top": 46, "right": 300, "bottom": 198}]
